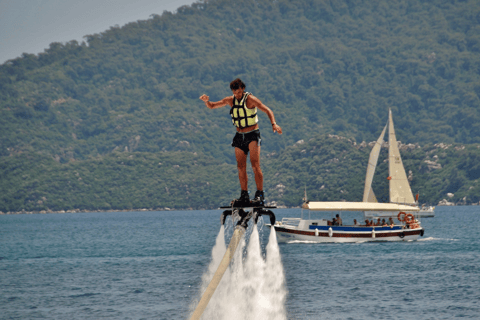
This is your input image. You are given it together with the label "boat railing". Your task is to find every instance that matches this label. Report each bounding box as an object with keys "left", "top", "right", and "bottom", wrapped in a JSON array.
[{"left": 280, "top": 217, "right": 301, "bottom": 227}]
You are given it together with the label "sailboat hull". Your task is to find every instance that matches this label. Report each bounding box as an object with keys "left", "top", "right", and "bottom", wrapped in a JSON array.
[{"left": 274, "top": 224, "right": 423, "bottom": 243}]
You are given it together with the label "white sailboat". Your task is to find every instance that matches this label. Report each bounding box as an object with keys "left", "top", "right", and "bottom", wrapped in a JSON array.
[
  {"left": 273, "top": 110, "right": 427, "bottom": 243},
  {"left": 363, "top": 109, "right": 435, "bottom": 218}
]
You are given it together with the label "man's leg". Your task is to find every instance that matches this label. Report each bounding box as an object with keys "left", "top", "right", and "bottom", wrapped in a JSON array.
[
  {"left": 235, "top": 147, "right": 248, "bottom": 191},
  {"left": 248, "top": 141, "right": 263, "bottom": 192}
]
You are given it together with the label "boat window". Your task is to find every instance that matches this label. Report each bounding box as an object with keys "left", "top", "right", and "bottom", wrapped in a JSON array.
[{"left": 311, "top": 222, "right": 318, "bottom": 226}]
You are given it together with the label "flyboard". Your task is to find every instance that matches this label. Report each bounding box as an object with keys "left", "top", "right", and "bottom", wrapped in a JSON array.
[{"left": 189, "top": 201, "right": 276, "bottom": 320}]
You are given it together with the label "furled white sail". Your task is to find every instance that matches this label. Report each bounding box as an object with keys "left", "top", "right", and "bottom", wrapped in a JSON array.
[
  {"left": 388, "top": 109, "right": 415, "bottom": 205},
  {"left": 363, "top": 123, "right": 387, "bottom": 202}
]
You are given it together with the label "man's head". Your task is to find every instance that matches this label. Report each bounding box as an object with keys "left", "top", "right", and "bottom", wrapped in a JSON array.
[
  {"left": 230, "top": 78, "right": 246, "bottom": 100},
  {"left": 230, "top": 78, "right": 246, "bottom": 91}
]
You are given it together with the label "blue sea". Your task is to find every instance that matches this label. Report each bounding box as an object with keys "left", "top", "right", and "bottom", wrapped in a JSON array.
[{"left": 1, "top": 206, "right": 479, "bottom": 319}]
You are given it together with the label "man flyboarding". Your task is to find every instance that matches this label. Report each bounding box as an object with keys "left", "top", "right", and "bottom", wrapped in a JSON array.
[{"left": 199, "top": 78, "right": 283, "bottom": 206}]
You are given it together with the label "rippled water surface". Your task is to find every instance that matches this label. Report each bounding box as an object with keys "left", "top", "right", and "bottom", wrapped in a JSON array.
[{"left": 1, "top": 206, "right": 479, "bottom": 319}]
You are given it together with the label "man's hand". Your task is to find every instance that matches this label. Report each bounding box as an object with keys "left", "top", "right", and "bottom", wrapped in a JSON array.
[
  {"left": 273, "top": 123, "right": 283, "bottom": 134},
  {"left": 199, "top": 94, "right": 209, "bottom": 102}
]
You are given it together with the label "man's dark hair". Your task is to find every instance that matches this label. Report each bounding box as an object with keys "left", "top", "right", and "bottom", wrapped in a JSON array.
[{"left": 230, "top": 78, "right": 246, "bottom": 90}]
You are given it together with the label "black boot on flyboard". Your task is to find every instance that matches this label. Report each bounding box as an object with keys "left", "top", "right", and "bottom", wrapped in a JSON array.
[
  {"left": 222, "top": 189, "right": 275, "bottom": 227},
  {"left": 231, "top": 190, "right": 250, "bottom": 207},
  {"left": 250, "top": 190, "right": 265, "bottom": 207}
]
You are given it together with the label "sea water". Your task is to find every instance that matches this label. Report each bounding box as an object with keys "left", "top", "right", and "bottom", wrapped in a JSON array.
[{"left": 1, "top": 206, "right": 479, "bottom": 319}]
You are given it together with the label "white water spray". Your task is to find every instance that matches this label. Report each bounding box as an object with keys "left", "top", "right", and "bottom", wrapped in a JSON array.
[
  {"left": 200, "top": 225, "right": 227, "bottom": 292},
  {"left": 195, "top": 222, "right": 287, "bottom": 320}
]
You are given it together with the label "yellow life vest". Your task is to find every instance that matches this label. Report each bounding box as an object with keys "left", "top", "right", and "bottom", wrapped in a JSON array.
[{"left": 230, "top": 92, "right": 258, "bottom": 129}]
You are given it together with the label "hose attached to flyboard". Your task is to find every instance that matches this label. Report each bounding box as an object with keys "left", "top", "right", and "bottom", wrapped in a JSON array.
[{"left": 190, "top": 225, "right": 246, "bottom": 320}]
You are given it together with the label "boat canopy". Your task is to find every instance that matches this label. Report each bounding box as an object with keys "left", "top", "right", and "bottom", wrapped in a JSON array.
[{"left": 307, "top": 201, "right": 419, "bottom": 212}]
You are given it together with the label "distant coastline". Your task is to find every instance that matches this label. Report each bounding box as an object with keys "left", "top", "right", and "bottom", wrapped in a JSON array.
[{"left": 0, "top": 203, "right": 475, "bottom": 215}]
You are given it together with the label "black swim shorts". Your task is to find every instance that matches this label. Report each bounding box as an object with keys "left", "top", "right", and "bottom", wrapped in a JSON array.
[{"left": 231, "top": 129, "right": 262, "bottom": 155}]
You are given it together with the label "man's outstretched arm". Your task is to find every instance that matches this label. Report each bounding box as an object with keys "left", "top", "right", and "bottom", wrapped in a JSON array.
[{"left": 199, "top": 94, "right": 232, "bottom": 109}]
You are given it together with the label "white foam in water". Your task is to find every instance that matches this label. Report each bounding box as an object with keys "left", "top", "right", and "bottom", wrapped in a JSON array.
[
  {"left": 197, "top": 224, "right": 287, "bottom": 320},
  {"left": 417, "top": 236, "right": 459, "bottom": 242}
]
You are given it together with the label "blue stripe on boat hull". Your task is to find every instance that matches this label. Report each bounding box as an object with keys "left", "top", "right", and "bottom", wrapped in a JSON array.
[{"left": 308, "top": 226, "right": 402, "bottom": 232}]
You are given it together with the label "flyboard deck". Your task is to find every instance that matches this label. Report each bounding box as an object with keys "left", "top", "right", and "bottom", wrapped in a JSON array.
[
  {"left": 220, "top": 205, "right": 277, "bottom": 209},
  {"left": 220, "top": 204, "right": 276, "bottom": 226}
]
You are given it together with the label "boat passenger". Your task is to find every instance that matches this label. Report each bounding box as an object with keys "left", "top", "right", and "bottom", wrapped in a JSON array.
[
  {"left": 388, "top": 217, "right": 395, "bottom": 226},
  {"left": 382, "top": 219, "right": 388, "bottom": 226},
  {"left": 376, "top": 218, "right": 381, "bottom": 226},
  {"left": 200, "top": 78, "right": 283, "bottom": 206},
  {"left": 365, "top": 220, "right": 371, "bottom": 226},
  {"left": 335, "top": 214, "right": 342, "bottom": 226},
  {"left": 353, "top": 219, "right": 359, "bottom": 226}
]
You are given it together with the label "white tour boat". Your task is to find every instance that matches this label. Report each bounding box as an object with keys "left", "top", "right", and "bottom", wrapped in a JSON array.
[
  {"left": 274, "top": 202, "right": 423, "bottom": 243},
  {"left": 273, "top": 110, "right": 427, "bottom": 243}
]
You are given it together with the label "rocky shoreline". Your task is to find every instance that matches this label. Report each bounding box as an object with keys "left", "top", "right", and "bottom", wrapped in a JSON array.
[
  {"left": 0, "top": 208, "right": 194, "bottom": 215},
  {"left": 0, "top": 203, "right": 473, "bottom": 215},
  {"left": 0, "top": 205, "right": 290, "bottom": 215}
]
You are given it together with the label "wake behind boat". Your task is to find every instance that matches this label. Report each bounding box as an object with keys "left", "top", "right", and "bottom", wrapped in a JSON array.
[{"left": 273, "top": 109, "right": 427, "bottom": 243}]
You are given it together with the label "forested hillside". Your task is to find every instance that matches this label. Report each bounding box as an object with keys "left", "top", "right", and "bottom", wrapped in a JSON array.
[
  {"left": 2, "top": 134, "right": 479, "bottom": 213},
  {"left": 1, "top": 0, "right": 480, "bottom": 212}
]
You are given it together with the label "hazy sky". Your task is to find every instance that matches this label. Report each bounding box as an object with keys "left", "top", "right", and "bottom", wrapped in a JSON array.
[{"left": 0, "top": 0, "right": 196, "bottom": 64}]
